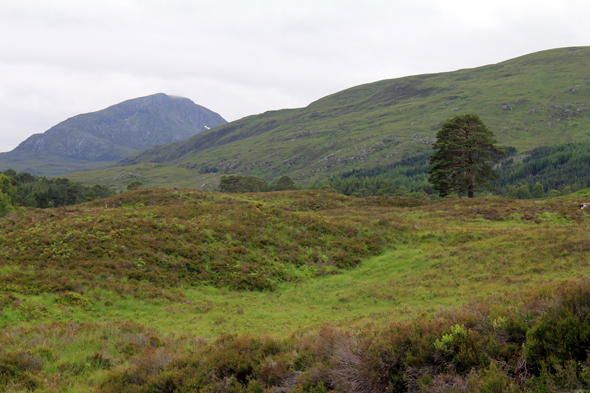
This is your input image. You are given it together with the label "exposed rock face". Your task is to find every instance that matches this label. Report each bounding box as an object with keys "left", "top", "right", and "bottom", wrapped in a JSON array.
[{"left": 12, "top": 93, "right": 227, "bottom": 162}]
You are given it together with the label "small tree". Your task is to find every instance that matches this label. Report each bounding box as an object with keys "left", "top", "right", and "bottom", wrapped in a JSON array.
[
  {"left": 274, "top": 176, "right": 297, "bottom": 191},
  {"left": 0, "top": 174, "right": 16, "bottom": 217},
  {"left": 429, "top": 114, "right": 506, "bottom": 198},
  {"left": 507, "top": 183, "right": 531, "bottom": 199},
  {"left": 0, "top": 174, "right": 16, "bottom": 204},
  {"left": 516, "top": 184, "right": 531, "bottom": 199},
  {"left": 531, "top": 182, "right": 545, "bottom": 198},
  {"left": 0, "top": 191, "right": 12, "bottom": 217},
  {"left": 219, "top": 175, "right": 267, "bottom": 193},
  {"left": 127, "top": 180, "right": 143, "bottom": 191}
]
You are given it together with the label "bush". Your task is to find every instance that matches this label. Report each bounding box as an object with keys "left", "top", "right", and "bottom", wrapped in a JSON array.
[
  {"left": 524, "top": 282, "right": 590, "bottom": 379},
  {"left": 0, "top": 351, "right": 44, "bottom": 391},
  {"left": 56, "top": 291, "right": 91, "bottom": 309},
  {"left": 127, "top": 180, "right": 143, "bottom": 191}
]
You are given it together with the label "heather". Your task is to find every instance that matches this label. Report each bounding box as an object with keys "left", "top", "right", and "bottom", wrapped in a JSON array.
[{"left": 1, "top": 189, "right": 590, "bottom": 392}]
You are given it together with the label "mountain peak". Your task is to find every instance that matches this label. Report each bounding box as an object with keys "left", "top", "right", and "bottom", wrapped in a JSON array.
[{"left": 0, "top": 93, "right": 227, "bottom": 176}]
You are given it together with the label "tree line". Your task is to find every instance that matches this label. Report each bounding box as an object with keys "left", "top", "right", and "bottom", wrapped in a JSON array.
[
  {"left": 218, "top": 133, "right": 590, "bottom": 199},
  {"left": 4, "top": 115, "right": 590, "bottom": 212},
  {"left": 494, "top": 141, "right": 590, "bottom": 195},
  {"left": 0, "top": 169, "right": 115, "bottom": 216},
  {"left": 309, "top": 138, "right": 590, "bottom": 199},
  {"left": 207, "top": 116, "right": 590, "bottom": 200}
]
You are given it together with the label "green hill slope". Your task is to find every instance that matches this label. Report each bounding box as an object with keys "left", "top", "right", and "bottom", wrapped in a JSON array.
[
  {"left": 0, "top": 93, "right": 227, "bottom": 177},
  {"left": 114, "top": 47, "right": 590, "bottom": 187}
]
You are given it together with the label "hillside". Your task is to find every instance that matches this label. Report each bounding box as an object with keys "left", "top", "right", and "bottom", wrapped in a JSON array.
[
  {"left": 0, "top": 93, "right": 226, "bottom": 177},
  {"left": 2, "top": 189, "right": 590, "bottom": 391},
  {"left": 110, "top": 47, "right": 590, "bottom": 189},
  {"left": 65, "top": 162, "right": 222, "bottom": 192}
]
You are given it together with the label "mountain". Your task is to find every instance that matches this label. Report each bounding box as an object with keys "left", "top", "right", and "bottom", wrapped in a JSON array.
[
  {"left": 0, "top": 93, "right": 227, "bottom": 176},
  {"left": 113, "top": 47, "right": 590, "bottom": 187}
]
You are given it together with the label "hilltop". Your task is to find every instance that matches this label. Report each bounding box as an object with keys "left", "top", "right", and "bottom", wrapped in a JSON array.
[
  {"left": 0, "top": 93, "right": 226, "bottom": 177},
  {"left": 103, "top": 47, "right": 590, "bottom": 189}
]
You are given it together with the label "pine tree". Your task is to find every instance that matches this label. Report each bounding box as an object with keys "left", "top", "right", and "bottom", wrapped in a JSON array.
[
  {"left": 429, "top": 114, "right": 506, "bottom": 198},
  {"left": 219, "top": 175, "right": 267, "bottom": 193},
  {"left": 274, "top": 176, "right": 296, "bottom": 191}
]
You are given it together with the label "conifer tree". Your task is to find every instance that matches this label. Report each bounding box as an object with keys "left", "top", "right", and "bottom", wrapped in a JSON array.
[
  {"left": 429, "top": 114, "right": 506, "bottom": 198},
  {"left": 274, "top": 176, "right": 296, "bottom": 191},
  {"left": 219, "top": 175, "right": 267, "bottom": 193}
]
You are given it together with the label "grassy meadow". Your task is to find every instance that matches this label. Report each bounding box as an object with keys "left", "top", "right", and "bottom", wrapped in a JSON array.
[
  {"left": 2, "top": 189, "right": 590, "bottom": 392},
  {"left": 64, "top": 163, "right": 221, "bottom": 192}
]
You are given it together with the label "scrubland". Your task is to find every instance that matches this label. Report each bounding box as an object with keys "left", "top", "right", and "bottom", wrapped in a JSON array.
[{"left": 1, "top": 189, "right": 590, "bottom": 392}]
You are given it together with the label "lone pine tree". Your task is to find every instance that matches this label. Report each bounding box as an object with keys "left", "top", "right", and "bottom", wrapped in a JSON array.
[{"left": 429, "top": 114, "right": 506, "bottom": 198}]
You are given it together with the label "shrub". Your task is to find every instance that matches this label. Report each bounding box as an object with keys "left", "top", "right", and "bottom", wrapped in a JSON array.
[
  {"left": 0, "top": 351, "right": 44, "bottom": 391},
  {"left": 127, "top": 180, "right": 143, "bottom": 191},
  {"left": 35, "top": 346, "right": 55, "bottom": 361},
  {"left": 86, "top": 351, "right": 112, "bottom": 370},
  {"left": 523, "top": 281, "right": 590, "bottom": 390},
  {"left": 56, "top": 291, "right": 90, "bottom": 309}
]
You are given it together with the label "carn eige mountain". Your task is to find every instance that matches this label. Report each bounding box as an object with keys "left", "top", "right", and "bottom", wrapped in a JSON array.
[
  {"left": 0, "top": 93, "right": 226, "bottom": 176},
  {"left": 116, "top": 47, "right": 590, "bottom": 187}
]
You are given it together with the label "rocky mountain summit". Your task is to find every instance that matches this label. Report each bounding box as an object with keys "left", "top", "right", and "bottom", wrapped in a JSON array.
[{"left": 0, "top": 93, "right": 226, "bottom": 176}]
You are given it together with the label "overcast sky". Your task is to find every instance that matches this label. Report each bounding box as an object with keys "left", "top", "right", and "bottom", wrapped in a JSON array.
[{"left": 1, "top": 0, "right": 588, "bottom": 153}]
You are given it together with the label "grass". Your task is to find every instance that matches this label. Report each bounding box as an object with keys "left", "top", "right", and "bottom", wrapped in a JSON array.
[
  {"left": 2, "top": 189, "right": 590, "bottom": 391},
  {"left": 64, "top": 163, "right": 220, "bottom": 192},
  {"left": 0, "top": 246, "right": 451, "bottom": 337},
  {"left": 566, "top": 187, "right": 590, "bottom": 198}
]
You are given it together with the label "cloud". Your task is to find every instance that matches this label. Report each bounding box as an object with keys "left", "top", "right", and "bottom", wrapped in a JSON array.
[{"left": 1, "top": 0, "right": 589, "bottom": 153}]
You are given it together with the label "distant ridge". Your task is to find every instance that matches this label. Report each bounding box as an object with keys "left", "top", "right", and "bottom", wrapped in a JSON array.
[
  {"left": 114, "top": 47, "right": 590, "bottom": 185},
  {"left": 0, "top": 93, "right": 227, "bottom": 176}
]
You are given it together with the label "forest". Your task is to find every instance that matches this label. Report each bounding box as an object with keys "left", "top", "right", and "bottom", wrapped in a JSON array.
[
  {"left": 0, "top": 169, "right": 114, "bottom": 216},
  {"left": 309, "top": 142, "right": 590, "bottom": 199}
]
